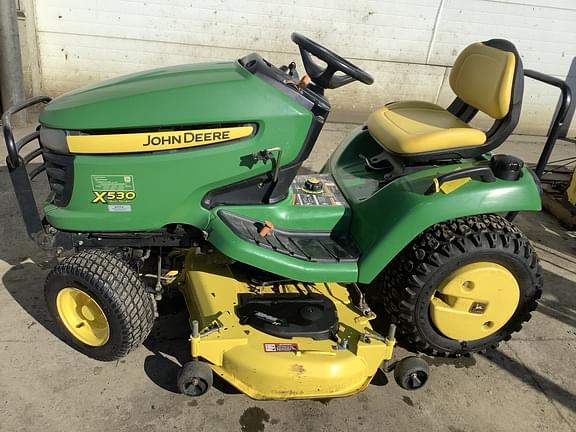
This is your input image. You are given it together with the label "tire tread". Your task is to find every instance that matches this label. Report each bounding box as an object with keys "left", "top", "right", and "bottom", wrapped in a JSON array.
[
  {"left": 376, "top": 214, "right": 543, "bottom": 357},
  {"left": 45, "top": 249, "right": 155, "bottom": 361}
]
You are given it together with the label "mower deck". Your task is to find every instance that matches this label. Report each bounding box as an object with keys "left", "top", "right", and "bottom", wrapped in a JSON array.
[{"left": 179, "top": 254, "right": 394, "bottom": 400}]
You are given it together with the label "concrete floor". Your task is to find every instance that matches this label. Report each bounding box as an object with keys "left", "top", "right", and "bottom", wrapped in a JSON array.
[{"left": 0, "top": 123, "right": 575, "bottom": 432}]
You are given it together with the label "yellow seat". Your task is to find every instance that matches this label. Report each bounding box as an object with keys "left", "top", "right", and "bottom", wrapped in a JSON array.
[
  {"left": 367, "top": 101, "right": 487, "bottom": 155},
  {"left": 367, "top": 40, "right": 520, "bottom": 157}
]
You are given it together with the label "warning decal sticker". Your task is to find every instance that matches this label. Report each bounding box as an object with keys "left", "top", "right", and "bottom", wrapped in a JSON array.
[
  {"left": 91, "top": 175, "right": 135, "bottom": 191},
  {"left": 91, "top": 175, "right": 136, "bottom": 204},
  {"left": 263, "top": 343, "right": 299, "bottom": 353}
]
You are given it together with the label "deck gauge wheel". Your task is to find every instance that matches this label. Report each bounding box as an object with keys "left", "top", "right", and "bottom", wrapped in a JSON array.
[
  {"left": 178, "top": 361, "right": 213, "bottom": 396},
  {"left": 394, "top": 356, "right": 430, "bottom": 390}
]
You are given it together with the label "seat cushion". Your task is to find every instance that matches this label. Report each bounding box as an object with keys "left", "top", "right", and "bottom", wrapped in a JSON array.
[{"left": 367, "top": 101, "right": 487, "bottom": 155}]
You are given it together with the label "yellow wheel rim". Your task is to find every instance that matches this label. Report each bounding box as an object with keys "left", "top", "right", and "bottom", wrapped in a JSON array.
[
  {"left": 56, "top": 287, "right": 110, "bottom": 347},
  {"left": 430, "top": 262, "right": 520, "bottom": 341}
]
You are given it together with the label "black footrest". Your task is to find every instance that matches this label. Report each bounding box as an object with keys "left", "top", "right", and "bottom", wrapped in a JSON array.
[{"left": 218, "top": 210, "right": 360, "bottom": 263}]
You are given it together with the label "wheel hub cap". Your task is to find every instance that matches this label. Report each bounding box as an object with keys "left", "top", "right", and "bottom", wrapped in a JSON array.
[
  {"left": 56, "top": 287, "right": 110, "bottom": 346},
  {"left": 430, "top": 262, "right": 520, "bottom": 341}
]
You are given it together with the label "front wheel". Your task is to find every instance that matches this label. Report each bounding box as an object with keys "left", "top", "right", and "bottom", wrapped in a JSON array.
[
  {"left": 45, "top": 249, "right": 155, "bottom": 361},
  {"left": 375, "top": 214, "right": 542, "bottom": 356}
]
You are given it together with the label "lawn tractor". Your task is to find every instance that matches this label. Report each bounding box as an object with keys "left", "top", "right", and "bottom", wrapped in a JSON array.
[{"left": 3, "top": 33, "right": 571, "bottom": 399}]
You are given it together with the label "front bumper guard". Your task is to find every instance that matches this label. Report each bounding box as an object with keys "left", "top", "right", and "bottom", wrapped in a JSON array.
[
  {"left": 3, "top": 98, "right": 195, "bottom": 252},
  {"left": 2, "top": 96, "right": 54, "bottom": 247}
]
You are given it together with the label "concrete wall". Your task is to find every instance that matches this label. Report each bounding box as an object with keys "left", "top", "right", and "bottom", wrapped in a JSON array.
[
  {"left": 17, "top": 15, "right": 35, "bottom": 98},
  {"left": 21, "top": 0, "right": 576, "bottom": 135}
]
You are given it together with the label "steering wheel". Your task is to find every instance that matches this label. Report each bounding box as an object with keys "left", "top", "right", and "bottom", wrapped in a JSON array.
[{"left": 291, "top": 33, "right": 374, "bottom": 90}]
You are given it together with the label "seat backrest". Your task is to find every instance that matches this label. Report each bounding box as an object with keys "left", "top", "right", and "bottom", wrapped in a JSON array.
[{"left": 449, "top": 40, "right": 521, "bottom": 120}]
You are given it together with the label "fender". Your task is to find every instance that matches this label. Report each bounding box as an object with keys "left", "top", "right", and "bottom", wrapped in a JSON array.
[
  {"left": 328, "top": 127, "right": 541, "bottom": 284},
  {"left": 350, "top": 165, "right": 540, "bottom": 283}
]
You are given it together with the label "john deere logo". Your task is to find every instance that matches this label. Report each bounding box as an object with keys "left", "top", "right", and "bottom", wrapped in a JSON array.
[
  {"left": 143, "top": 130, "right": 232, "bottom": 146},
  {"left": 469, "top": 302, "right": 487, "bottom": 314}
]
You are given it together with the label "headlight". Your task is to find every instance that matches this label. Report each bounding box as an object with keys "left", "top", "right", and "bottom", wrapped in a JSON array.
[{"left": 39, "top": 127, "right": 69, "bottom": 153}]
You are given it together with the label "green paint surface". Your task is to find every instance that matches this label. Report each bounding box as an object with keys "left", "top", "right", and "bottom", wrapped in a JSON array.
[
  {"left": 206, "top": 130, "right": 540, "bottom": 283},
  {"left": 203, "top": 188, "right": 354, "bottom": 282},
  {"left": 207, "top": 213, "right": 358, "bottom": 283},
  {"left": 218, "top": 189, "right": 351, "bottom": 232},
  {"left": 42, "top": 61, "right": 312, "bottom": 231},
  {"left": 40, "top": 61, "right": 305, "bottom": 131},
  {"left": 328, "top": 128, "right": 542, "bottom": 283}
]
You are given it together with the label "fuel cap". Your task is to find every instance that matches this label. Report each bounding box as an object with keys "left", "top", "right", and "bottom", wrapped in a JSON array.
[{"left": 491, "top": 155, "right": 524, "bottom": 181}]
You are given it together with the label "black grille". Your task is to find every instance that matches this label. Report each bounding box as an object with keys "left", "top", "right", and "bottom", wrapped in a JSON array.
[{"left": 43, "top": 150, "right": 74, "bottom": 206}]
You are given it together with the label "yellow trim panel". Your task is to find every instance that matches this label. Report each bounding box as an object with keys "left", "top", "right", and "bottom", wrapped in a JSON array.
[{"left": 67, "top": 125, "right": 255, "bottom": 154}]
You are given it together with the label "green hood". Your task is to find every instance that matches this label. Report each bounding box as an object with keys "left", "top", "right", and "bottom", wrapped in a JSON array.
[{"left": 40, "top": 60, "right": 297, "bottom": 131}]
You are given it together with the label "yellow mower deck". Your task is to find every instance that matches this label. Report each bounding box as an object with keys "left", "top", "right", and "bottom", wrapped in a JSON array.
[{"left": 179, "top": 255, "right": 395, "bottom": 400}]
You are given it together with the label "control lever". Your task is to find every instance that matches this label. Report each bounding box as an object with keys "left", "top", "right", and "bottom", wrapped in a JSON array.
[{"left": 253, "top": 147, "right": 283, "bottom": 183}]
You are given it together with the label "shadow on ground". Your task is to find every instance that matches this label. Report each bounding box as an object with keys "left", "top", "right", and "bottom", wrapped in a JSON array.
[
  {"left": 142, "top": 295, "right": 242, "bottom": 395},
  {"left": 537, "top": 270, "right": 576, "bottom": 329},
  {"left": 1, "top": 165, "right": 63, "bottom": 342},
  {"left": 2, "top": 263, "right": 55, "bottom": 332},
  {"left": 483, "top": 346, "right": 576, "bottom": 413},
  {"left": 0, "top": 165, "right": 51, "bottom": 265}
]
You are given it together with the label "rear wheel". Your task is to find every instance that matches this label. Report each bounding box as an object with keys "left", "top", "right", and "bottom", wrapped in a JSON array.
[
  {"left": 375, "top": 214, "right": 542, "bottom": 356},
  {"left": 45, "top": 249, "right": 155, "bottom": 361}
]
